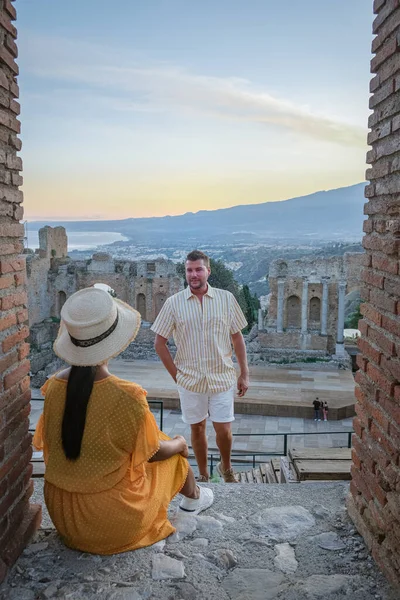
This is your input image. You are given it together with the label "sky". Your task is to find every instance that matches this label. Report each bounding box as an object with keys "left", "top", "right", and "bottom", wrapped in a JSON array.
[{"left": 17, "top": 0, "right": 372, "bottom": 221}]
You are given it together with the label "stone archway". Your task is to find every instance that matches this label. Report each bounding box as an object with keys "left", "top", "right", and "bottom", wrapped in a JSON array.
[
  {"left": 136, "top": 293, "right": 146, "bottom": 320},
  {"left": 309, "top": 296, "right": 321, "bottom": 326},
  {"left": 286, "top": 295, "right": 301, "bottom": 328}
]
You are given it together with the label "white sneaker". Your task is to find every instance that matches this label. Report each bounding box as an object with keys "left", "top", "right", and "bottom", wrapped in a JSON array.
[{"left": 179, "top": 486, "right": 214, "bottom": 515}]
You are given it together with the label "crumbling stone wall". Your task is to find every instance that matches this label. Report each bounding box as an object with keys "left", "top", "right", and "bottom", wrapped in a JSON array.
[
  {"left": 261, "top": 254, "right": 362, "bottom": 357},
  {"left": 347, "top": 0, "right": 400, "bottom": 586},
  {"left": 0, "top": 0, "right": 41, "bottom": 583}
]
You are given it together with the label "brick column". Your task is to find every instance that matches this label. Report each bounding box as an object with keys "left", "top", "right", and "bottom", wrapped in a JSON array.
[
  {"left": 0, "top": 0, "right": 41, "bottom": 584},
  {"left": 320, "top": 277, "right": 329, "bottom": 335},
  {"left": 347, "top": 0, "right": 400, "bottom": 586}
]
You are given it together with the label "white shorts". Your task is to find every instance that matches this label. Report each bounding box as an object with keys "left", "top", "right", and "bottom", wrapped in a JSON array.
[{"left": 177, "top": 385, "right": 235, "bottom": 425}]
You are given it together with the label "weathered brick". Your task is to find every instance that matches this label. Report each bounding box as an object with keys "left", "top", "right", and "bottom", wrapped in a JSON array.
[
  {"left": 374, "top": 0, "right": 388, "bottom": 13},
  {"left": 4, "top": 0, "right": 16, "bottom": 20},
  {"left": 0, "top": 45, "right": 18, "bottom": 76},
  {"left": 3, "top": 360, "right": 30, "bottom": 391},
  {"left": 371, "top": 34, "right": 400, "bottom": 73},
  {"left": 371, "top": 254, "right": 399, "bottom": 275},
  {"left": 0, "top": 312, "right": 16, "bottom": 332},
  {"left": 366, "top": 157, "right": 391, "bottom": 179},
  {"left": 0, "top": 258, "right": 25, "bottom": 275},
  {"left": 373, "top": 0, "right": 400, "bottom": 35},
  {"left": 370, "top": 288, "right": 398, "bottom": 313},
  {"left": 374, "top": 130, "right": 400, "bottom": 159},
  {"left": 0, "top": 350, "right": 17, "bottom": 375},
  {"left": 17, "top": 343, "right": 29, "bottom": 361},
  {"left": 2, "top": 326, "right": 29, "bottom": 353},
  {"left": 362, "top": 269, "right": 385, "bottom": 289},
  {"left": 0, "top": 222, "right": 24, "bottom": 237},
  {"left": 359, "top": 338, "right": 382, "bottom": 365},
  {"left": 360, "top": 303, "right": 383, "bottom": 326},
  {"left": 368, "top": 325, "right": 396, "bottom": 355},
  {"left": 0, "top": 291, "right": 28, "bottom": 311},
  {"left": 381, "top": 355, "right": 400, "bottom": 380},
  {"left": 367, "top": 361, "right": 396, "bottom": 396},
  {"left": 5, "top": 35, "right": 17, "bottom": 60},
  {"left": 369, "top": 78, "right": 396, "bottom": 109},
  {"left": 0, "top": 275, "right": 14, "bottom": 290}
]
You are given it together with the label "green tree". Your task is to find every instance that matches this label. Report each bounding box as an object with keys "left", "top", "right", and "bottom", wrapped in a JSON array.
[{"left": 345, "top": 303, "right": 362, "bottom": 329}]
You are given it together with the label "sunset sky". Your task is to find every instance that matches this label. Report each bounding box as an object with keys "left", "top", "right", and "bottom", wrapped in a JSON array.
[{"left": 17, "top": 0, "right": 372, "bottom": 221}]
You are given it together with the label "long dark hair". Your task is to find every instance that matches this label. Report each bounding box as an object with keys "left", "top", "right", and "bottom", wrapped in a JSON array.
[{"left": 62, "top": 366, "right": 97, "bottom": 460}]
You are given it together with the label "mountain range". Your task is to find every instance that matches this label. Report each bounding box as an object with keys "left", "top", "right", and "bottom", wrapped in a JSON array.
[{"left": 29, "top": 183, "right": 366, "bottom": 243}]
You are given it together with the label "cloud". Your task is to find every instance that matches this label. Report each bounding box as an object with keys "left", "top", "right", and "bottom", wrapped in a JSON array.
[{"left": 20, "top": 33, "right": 366, "bottom": 147}]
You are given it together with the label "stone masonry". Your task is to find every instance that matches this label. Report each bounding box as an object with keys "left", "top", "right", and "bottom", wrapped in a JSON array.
[
  {"left": 259, "top": 253, "right": 363, "bottom": 358},
  {"left": 0, "top": 0, "right": 41, "bottom": 584},
  {"left": 347, "top": 0, "right": 400, "bottom": 587}
]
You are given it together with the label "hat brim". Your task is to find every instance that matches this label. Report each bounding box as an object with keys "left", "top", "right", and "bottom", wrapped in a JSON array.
[{"left": 53, "top": 298, "right": 141, "bottom": 366}]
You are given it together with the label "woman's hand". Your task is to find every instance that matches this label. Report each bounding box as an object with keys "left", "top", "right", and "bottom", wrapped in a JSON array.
[{"left": 173, "top": 435, "right": 189, "bottom": 458}]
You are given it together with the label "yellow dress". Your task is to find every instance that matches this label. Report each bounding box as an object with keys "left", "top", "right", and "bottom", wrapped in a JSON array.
[{"left": 33, "top": 375, "right": 189, "bottom": 555}]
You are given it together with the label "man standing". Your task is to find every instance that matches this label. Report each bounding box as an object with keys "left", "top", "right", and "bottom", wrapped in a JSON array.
[{"left": 151, "top": 250, "right": 249, "bottom": 483}]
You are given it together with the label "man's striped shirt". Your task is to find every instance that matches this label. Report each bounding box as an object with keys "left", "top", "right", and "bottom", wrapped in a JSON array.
[{"left": 151, "top": 284, "right": 247, "bottom": 394}]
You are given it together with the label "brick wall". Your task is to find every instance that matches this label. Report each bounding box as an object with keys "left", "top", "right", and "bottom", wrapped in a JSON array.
[
  {"left": 0, "top": 0, "right": 41, "bottom": 584},
  {"left": 347, "top": 0, "right": 400, "bottom": 586}
]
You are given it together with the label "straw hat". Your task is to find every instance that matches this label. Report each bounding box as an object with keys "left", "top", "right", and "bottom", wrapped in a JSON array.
[{"left": 53, "top": 287, "right": 141, "bottom": 366}]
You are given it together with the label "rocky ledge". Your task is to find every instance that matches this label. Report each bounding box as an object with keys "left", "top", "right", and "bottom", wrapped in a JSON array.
[{"left": 0, "top": 482, "right": 397, "bottom": 600}]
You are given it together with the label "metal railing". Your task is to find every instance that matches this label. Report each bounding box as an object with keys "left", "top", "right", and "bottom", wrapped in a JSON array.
[
  {"left": 207, "top": 430, "right": 354, "bottom": 476},
  {"left": 148, "top": 400, "right": 164, "bottom": 431}
]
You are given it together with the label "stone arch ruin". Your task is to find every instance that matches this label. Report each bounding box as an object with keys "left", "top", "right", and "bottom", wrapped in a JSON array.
[
  {"left": 136, "top": 293, "right": 146, "bottom": 321},
  {"left": 286, "top": 295, "right": 301, "bottom": 328},
  {"left": 56, "top": 291, "right": 66, "bottom": 317},
  {"left": 0, "top": 0, "right": 399, "bottom": 587},
  {"left": 309, "top": 296, "right": 321, "bottom": 325}
]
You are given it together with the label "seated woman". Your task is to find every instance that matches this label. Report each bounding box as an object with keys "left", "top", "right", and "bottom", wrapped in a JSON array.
[{"left": 33, "top": 287, "right": 213, "bottom": 555}]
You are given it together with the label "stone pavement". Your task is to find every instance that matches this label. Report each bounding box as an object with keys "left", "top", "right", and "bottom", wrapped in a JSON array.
[
  {"left": 108, "top": 359, "right": 356, "bottom": 420},
  {"left": 0, "top": 483, "right": 396, "bottom": 599}
]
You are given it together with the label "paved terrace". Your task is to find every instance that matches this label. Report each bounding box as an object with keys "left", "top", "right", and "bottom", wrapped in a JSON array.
[
  {"left": 109, "top": 359, "right": 356, "bottom": 420},
  {"left": 30, "top": 360, "right": 355, "bottom": 473}
]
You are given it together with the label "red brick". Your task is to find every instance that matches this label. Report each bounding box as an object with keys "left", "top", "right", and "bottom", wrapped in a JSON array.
[
  {"left": 359, "top": 338, "right": 382, "bottom": 364},
  {"left": 353, "top": 416, "right": 365, "bottom": 439},
  {"left": 371, "top": 254, "right": 399, "bottom": 275},
  {"left": 0, "top": 291, "right": 27, "bottom": 311},
  {"left": 367, "top": 362, "right": 396, "bottom": 396},
  {"left": 356, "top": 402, "right": 373, "bottom": 429},
  {"left": 0, "top": 45, "right": 18, "bottom": 76},
  {"left": 370, "top": 423, "right": 398, "bottom": 463},
  {"left": 362, "top": 269, "right": 385, "bottom": 289},
  {"left": 356, "top": 354, "right": 368, "bottom": 371},
  {"left": 19, "top": 376, "right": 30, "bottom": 394},
  {"left": 2, "top": 325, "right": 29, "bottom": 353},
  {"left": 5, "top": 35, "right": 17, "bottom": 60},
  {"left": 4, "top": 0, "right": 16, "bottom": 20},
  {"left": 381, "top": 355, "right": 400, "bottom": 380},
  {"left": 351, "top": 465, "right": 374, "bottom": 503},
  {"left": 3, "top": 360, "right": 30, "bottom": 391},
  {"left": 0, "top": 312, "right": 16, "bottom": 332},
  {"left": 17, "top": 343, "right": 29, "bottom": 361},
  {"left": 13, "top": 272, "right": 26, "bottom": 287},
  {"left": 382, "top": 314, "right": 400, "bottom": 338},
  {"left": 16, "top": 310, "right": 28, "bottom": 326},
  {"left": 358, "top": 319, "right": 369, "bottom": 337},
  {"left": 0, "top": 258, "right": 25, "bottom": 275},
  {"left": 368, "top": 325, "right": 396, "bottom": 355},
  {"left": 0, "top": 275, "right": 14, "bottom": 290},
  {"left": 360, "top": 303, "right": 383, "bottom": 327},
  {"left": 352, "top": 448, "right": 362, "bottom": 470},
  {"left": 370, "top": 288, "right": 398, "bottom": 313},
  {"left": 383, "top": 275, "right": 400, "bottom": 296},
  {"left": 0, "top": 350, "right": 17, "bottom": 375}
]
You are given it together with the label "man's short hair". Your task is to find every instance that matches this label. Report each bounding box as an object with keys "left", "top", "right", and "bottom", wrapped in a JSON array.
[{"left": 186, "top": 250, "right": 210, "bottom": 268}]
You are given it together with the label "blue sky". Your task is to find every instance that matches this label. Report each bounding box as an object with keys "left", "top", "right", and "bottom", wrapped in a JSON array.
[{"left": 16, "top": 0, "right": 372, "bottom": 220}]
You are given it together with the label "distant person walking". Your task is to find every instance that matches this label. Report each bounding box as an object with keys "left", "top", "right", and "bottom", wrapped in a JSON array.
[
  {"left": 323, "top": 401, "right": 329, "bottom": 421},
  {"left": 152, "top": 250, "right": 249, "bottom": 483},
  {"left": 313, "top": 397, "right": 321, "bottom": 421}
]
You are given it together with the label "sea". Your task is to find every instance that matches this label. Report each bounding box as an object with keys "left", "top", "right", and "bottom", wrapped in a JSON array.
[{"left": 26, "top": 230, "right": 128, "bottom": 252}]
